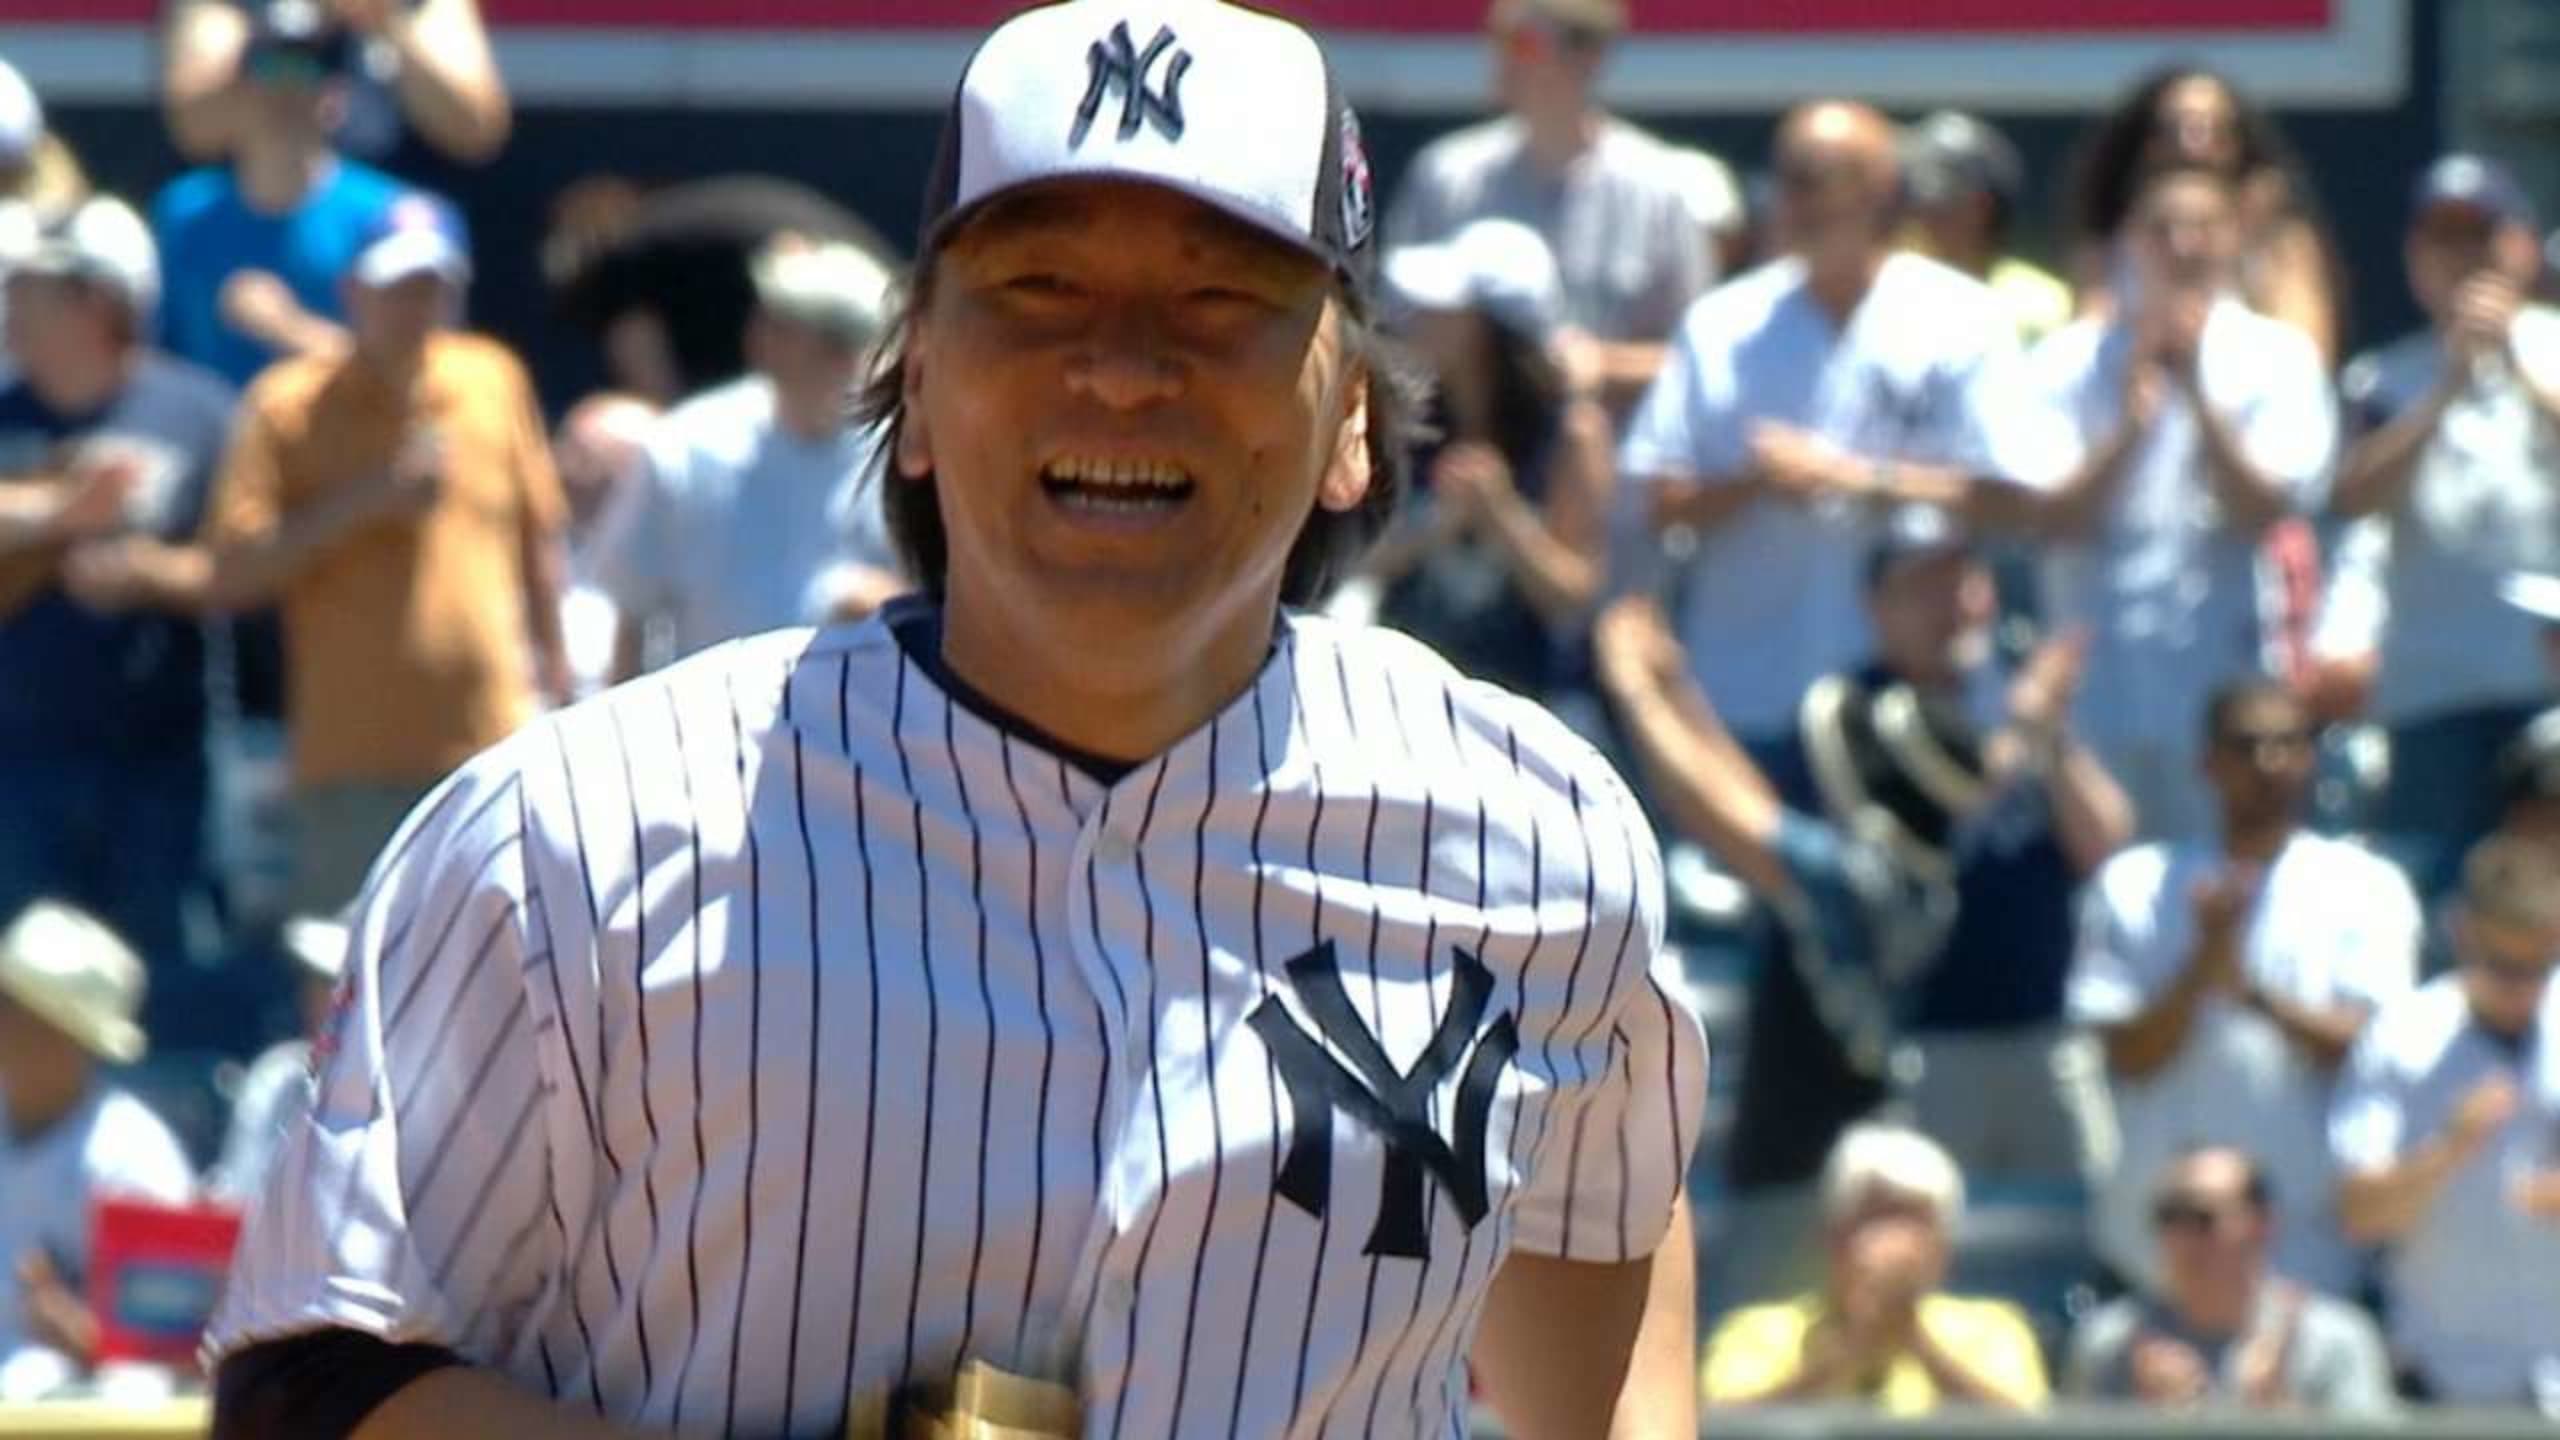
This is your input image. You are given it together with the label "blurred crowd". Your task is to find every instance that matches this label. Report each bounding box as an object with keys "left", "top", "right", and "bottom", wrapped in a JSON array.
[{"left": 4, "top": 0, "right": 2560, "bottom": 1422}]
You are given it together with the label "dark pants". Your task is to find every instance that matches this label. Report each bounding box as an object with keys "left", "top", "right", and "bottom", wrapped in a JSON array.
[{"left": 0, "top": 749, "right": 213, "bottom": 1046}]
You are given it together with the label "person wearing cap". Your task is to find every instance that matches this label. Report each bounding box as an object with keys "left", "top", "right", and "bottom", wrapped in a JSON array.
[
  {"left": 2330, "top": 154, "right": 2560, "bottom": 908},
  {"left": 1621, "top": 100, "right": 2064, "bottom": 770},
  {"left": 206, "top": 914, "right": 347, "bottom": 1205},
  {"left": 1593, "top": 508, "right": 2125, "bottom": 1303},
  {"left": 1360, "top": 217, "right": 1610, "bottom": 710},
  {"left": 1900, "top": 110, "right": 2072, "bottom": 347},
  {"left": 2065, "top": 1145, "right": 2395, "bottom": 1415},
  {"left": 2333, "top": 832, "right": 2560, "bottom": 1405},
  {"left": 2021, "top": 160, "right": 2336, "bottom": 845},
  {"left": 203, "top": 4, "right": 1705, "bottom": 1436},
  {"left": 0, "top": 900, "right": 196, "bottom": 1401},
  {"left": 2070, "top": 676, "right": 2417, "bottom": 1300},
  {"left": 150, "top": 0, "right": 419, "bottom": 390},
  {"left": 0, "top": 197, "right": 239, "bottom": 1050},
  {"left": 588, "top": 233, "right": 905, "bottom": 678},
  {"left": 163, "top": 0, "right": 509, "bottom": 165},
  {"left": 1386, "top": 0, "right": 1711, "bottom": 413},
  {"left": 82, "top": 190, "right": 569, "bottom": 920}
]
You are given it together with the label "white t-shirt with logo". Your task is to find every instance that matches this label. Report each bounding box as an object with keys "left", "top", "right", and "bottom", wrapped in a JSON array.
[
  {"left": 2340, "top": 305, "right": 2560, "bottom": 725},
  {"left": 2068, "top": 832, "right": 2419, "bottom": 1296},
  {"left": 1618, "top": 252, "right": 2062, "bottom": 738}
]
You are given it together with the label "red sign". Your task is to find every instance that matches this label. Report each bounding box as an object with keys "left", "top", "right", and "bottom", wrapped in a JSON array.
[{"left": 8, "top": 0, "right": 2331, "bottom": 31}]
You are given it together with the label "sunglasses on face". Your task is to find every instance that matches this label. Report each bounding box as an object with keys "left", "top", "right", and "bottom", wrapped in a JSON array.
[
  {"left": 2151, "top": 1198, "right": 2243, "bottom": 1235},
  {"left": 2214, "top": 727, "right": 2313, "bottom": 759},
  {"left": 2465, "top": 950, "right": 2557, "bottom": 988}
]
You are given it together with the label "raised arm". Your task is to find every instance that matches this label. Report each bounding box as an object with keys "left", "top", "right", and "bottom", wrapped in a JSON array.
[{"left": 1591, "top": 594, "right": 1786, "bottom": 896}]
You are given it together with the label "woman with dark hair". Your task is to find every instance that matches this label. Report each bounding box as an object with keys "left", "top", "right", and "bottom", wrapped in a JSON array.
[
  {"left": 2067, "top": 65, "right": 2343, "bottom": 361},
  {"left": 1358, "top": 218, "right": 1613, "bottom": 708}
]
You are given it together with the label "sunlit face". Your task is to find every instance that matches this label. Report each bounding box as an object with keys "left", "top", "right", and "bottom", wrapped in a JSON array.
[
  {"left": 2203, "top": 690, "right": 2315, "bottom": 828},
  {"left": 1491, "top": 12, "right": 1605, "bottom": 115},
  {"left": 1771, "top": 123, "right": 1893, "bottom": 270},
  {"left": 896, "top": 180, "right": 1370, "bottom": 664},
  {"left": 1866, "top": 547, "right": 1993, "bottom": 689},
  {"left": 2, "top": 273, "right": 107, "bottom": 382},
  {"left": 346, "top": 271, "right": 454, "bottom": 365},
  {"left": 2406, "top": 203, "right": 2538, "bottom": 321},
  {"left": 2151, "top": 1151, "right": 2269, "bottom": 1308},
  {"left": 2455, "top": 909, "right": 2558, "bottom": 1035},
  {"left": 2129, "top": 171, "right": 2239, "bottom": 296}
]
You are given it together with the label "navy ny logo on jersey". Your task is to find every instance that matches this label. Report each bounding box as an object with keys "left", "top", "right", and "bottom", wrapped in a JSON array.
[
  {"left": 1071, "top": 20, "right": 1190, "bottom": 148},
  {"left": 1248, "top": 942, "right": 1520, "bottom": 1259}
]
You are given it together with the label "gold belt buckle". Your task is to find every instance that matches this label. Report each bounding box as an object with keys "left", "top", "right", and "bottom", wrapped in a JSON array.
[{"left": 847, "top": 1358, "right": 1082, "bottom": 1439}]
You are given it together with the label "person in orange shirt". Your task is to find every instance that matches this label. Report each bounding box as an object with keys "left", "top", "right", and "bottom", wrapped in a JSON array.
[{"left": 70, "top": 192, "right": 567, "bottom": 915}]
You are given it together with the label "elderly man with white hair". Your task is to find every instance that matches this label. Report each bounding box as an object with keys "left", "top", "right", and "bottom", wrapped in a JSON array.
[
  {"left": 589, "top": 235, "right": 906, "bottom": 678},
  {"left": 1700, "top": 1122, "right": 2048, "bottom": 1414},
  {"left": 0, "top": 900, "right": 195, "bottom": 1400}
]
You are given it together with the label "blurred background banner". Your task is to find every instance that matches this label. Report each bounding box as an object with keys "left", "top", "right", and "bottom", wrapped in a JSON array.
[{"left": 4, "top": 0, "right": 2405, "bottom": 109}]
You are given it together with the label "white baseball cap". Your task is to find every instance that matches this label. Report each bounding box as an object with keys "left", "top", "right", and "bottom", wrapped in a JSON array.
[
  {"left": 0, "top": 57, "right": 39, "bottom": 172},
  {"left": 1382, "top": 218, "right": 1565, "bottom": 338},
  {"left": 922, "top": 0, "right": 1377, "bottom": 295},
  {"left": 0, "top": 900, "right": 147, "bottom": 1064},
  {"left": 352, "top": 190, "right": 471, "bottom": 289},
  {"left": 751, "top": 236, "right": 896, "bottom": 347},
  {"left": 11, "top": 195, "right": 160, "bottom": 321}
]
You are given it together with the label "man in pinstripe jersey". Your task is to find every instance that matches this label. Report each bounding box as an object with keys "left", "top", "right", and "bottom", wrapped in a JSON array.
[{"left": 204, "top": 3, "right": 1708, "bottom": 1436}]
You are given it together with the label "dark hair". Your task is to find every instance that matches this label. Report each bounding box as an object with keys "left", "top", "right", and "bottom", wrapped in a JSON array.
[
  {"left": 853, "top": 258, "right": 1431, "bottom": 609},
  {"left": 2066, "top": 64, "right": 2306, "bottom": 244},
  {"left": 2202, "top": 674, "right": 2304, "bottom": 746},
  {"left": 1477, "top": 315, "right": 1567, "bottom": 476}
]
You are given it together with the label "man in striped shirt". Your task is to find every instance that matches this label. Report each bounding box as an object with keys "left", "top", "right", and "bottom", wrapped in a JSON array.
[{"left": 205, "top": 3, "right": 1708, "bottom": 1436}]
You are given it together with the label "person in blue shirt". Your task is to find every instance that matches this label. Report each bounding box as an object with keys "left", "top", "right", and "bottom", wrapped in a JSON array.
[
  {"left": 0, "top": 198, "right": 237, "bottom": 1049},
  {"left": 149, "top": 0, "right": 422, "bottom": 390}
]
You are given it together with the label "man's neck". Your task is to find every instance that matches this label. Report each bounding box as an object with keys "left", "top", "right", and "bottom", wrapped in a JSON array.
[
  {"left": 357, "top": 338, "right": 428, "bottom": 398},
  {"left": 29, "top": 346, "right": 133, "bottom": 418},
  {"left": 1806, "top": 249, "right": 1887, "bottom": 326},
  {"left": 2175, "top": 1276, "right": 2262, "bottom": 1343},
  {"left": 3, "top": 1071, "right": 88, "bottom": 1148},
  {"left": 771, "top": 379, "right": 846, "bottom": 446},
  {"left": 2221, "top": 817, "right": 2295, "bottom": 865},
  {"left": 1518, "top": 102, "right": 1601, "bottom": 174},
  {"left": 939, "top": 589, "right": 1277, "bottom": 766},
  {"left": 235, "top": 138, "right": 332, "bottom": 216}
]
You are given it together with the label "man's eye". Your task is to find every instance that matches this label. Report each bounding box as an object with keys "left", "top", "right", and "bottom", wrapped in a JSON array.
[{"left": 1004, "top": 273, "right": 1077, "bottom": 297}]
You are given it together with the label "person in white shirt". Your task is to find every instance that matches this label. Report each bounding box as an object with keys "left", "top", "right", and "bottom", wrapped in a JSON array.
[
  {"left": 591, "top": 236, "right": 905, "bottom": 677},
  {"left": 2333, "top": 834, "right": 2560, "bottom": 1406},
  {"left": 206, "top": 914, "right": 346, "bottom": 1206},
  {"left": 2333, "top": 154, "right": 2560, "bottom": 903},
  {"left": 1619, "top": 99, "right": 2058, "bottom": 757},
  {"left": 0, "top": 900, "right": 194, "bottom": 1400},
  {"left": 1385, "top": 0, "right": 1709, "bottom": 412},
  {"left": 2069, "top": 678, "right": 2417, "bottom": 1298},
  {"left": 548, "top": 390, "right": 655, "bottom": 700},
  {"left": 2026, "top": 160, "right": 2335, "bottom": 844}
]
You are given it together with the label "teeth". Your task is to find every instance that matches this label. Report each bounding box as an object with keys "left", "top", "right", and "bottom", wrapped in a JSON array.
[{"left": 1044, "top": 456, "right": 1191, "bottom": 490}]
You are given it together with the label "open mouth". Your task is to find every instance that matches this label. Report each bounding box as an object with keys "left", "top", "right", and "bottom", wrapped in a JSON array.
[{"left": 1040, "top": 456, "right": 1197, "bottom": 517}]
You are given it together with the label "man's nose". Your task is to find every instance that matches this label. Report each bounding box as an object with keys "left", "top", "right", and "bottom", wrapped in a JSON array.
[{"left": 1068, "top": 302, "right": 1184, "bottom": 410}]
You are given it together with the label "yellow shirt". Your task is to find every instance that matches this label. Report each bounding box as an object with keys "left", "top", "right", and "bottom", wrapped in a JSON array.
[
  {"left": 204, "top": 332, "right": 563, "bottom": 787},
  {"left": 1701, "top": 1291, "right": 2049, "bottom": 1416}
]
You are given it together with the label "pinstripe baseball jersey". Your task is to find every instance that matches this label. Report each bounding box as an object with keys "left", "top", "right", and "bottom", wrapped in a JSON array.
[{"left": 206, "top": 599, "right": 1707, "bottom": 1439}]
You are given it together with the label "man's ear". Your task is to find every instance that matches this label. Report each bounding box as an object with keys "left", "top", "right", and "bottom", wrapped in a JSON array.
[
  {"left": 1316, "top": 372, "right": 1372, "bottom": 514},
  {"left": 893, "top": 328, "right": 933, "bottom": 480}
]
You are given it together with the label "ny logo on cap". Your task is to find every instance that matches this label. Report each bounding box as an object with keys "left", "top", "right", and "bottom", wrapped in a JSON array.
[
  {"left": 1071, "top": 20, "right": 1190, "bottom": 148},
  {"left": 1247, "top": 941, "right": 1519, "bottom": 1259}
]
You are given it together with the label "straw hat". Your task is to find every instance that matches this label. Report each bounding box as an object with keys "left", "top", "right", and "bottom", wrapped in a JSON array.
[{"left": 0, "top": 900, "right": 147, "bottom": 1063}]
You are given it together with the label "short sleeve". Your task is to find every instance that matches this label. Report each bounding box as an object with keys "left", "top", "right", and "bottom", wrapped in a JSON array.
[
  {"left": 2065, "top": 852, "right": 2171, "bottom": 1027},
  {"left": 205, "top": 743, "right": 563, "bottom": 1369},
  {"left": 199, "top": 391, "right": 288, "bottom": 549},
  {"left": 1617, "top": 310, "right": 1729, "bottom": 484},
  {"left": 1954, "top": 1301, "right": 2051, "bottom": 1409},
  {"left": 2017, "top": 326, "right": 2100, "bottom": 492},
  {"left": 1633, "top": 197, "right": 1709, "bottom": 342},
  {"left": 1962, "top": 341, "right": 2077, "bottom": 489},
  {"left": 2238, "top": 328, "right": 2339, "bottom": 512},
  {"left": 1508, "top": 774, "right": 1708, "bottom": 1263},
  {"left": 1699, "top": 1302, "right": 1810, "bottom": 1404},
  {"left": 2333, "top": 858, "right": 2421, "bottom": 1011},
  {"left": 2328, "top": 1025, "right": 2411, "bottom": 1175}
]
